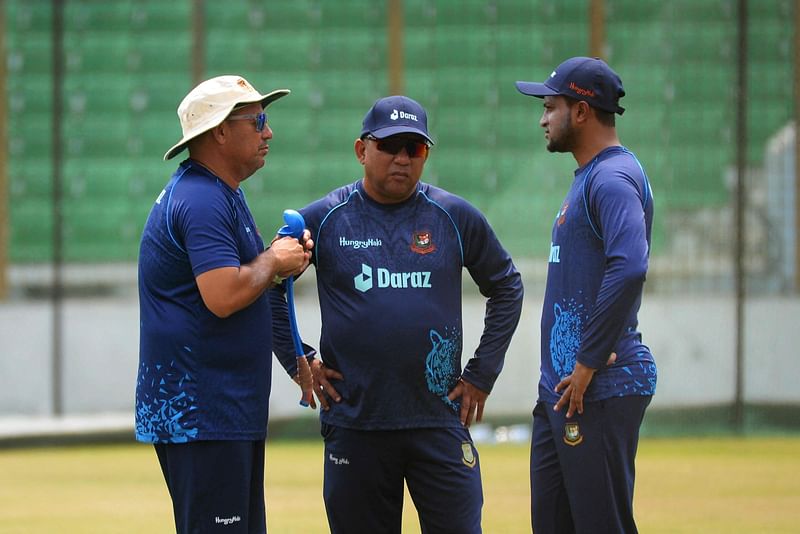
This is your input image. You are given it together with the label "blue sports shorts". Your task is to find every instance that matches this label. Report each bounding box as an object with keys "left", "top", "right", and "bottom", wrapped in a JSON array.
[
  {"left": 321, "top": 424, "right": 483, "bottom": 534},
  {"left": 154, "top": 439, "right": 266, "bottom": 534}
]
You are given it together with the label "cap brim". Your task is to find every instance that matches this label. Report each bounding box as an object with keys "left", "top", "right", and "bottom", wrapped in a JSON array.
[
  {"left": 369, "top": 126, "right": 434, "bottom": 145},
  {"left": 256, "top": 89, "right": 291, "bottom": 109},
  {"left": 163, "top": 89, "right": 292, "bottom": 160},
  {"left": 515, "top": 81, "right": 560, "bottom": 98}
]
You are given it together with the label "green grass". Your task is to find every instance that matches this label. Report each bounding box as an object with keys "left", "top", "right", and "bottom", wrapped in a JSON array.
[{"left": 0, "top": 437, "right": 798, "bottom": 533}]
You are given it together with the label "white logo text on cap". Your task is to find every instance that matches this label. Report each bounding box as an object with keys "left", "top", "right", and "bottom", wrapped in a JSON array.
[{"left": 390, "top": 109, "right": 418, "bottom": 122}]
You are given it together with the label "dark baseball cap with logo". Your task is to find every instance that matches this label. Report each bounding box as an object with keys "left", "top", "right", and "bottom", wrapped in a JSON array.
[
  {"left": 515, "top": 56, "right": 626, "bottom": 115},
  {"left": 360, "top": 95, "right": 434, "bottom": 145}
]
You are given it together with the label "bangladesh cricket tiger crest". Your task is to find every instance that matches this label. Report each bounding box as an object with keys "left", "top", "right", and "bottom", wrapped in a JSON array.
[
  {"left": 461, "top": 441, "right": 477, "bottom": 468},
  {"left": 556, "top": 202, "right": 569, "bottom": 226},
  {"left": 563, "top": 422, "right": 583, "bottom": 446},
  {"left": 411, "top": 230, "right": 436, "bottom": 254},
  {"left": 550, "top": 301, "right": 584, "bottom": 378},
  {"left": 425, "top": 328, "right": 460, "bottom": 410}
]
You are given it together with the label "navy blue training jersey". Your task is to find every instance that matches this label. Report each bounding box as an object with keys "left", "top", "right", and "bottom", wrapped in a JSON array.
[
  {"left": 539, "top": 146, "right": 657, "bottom": 404},
  {"left": 276, "top": 180, "right": 523, "bottom": 430},
  {"left": 137, "top": 160, "right": 290, "bottom": 443}
]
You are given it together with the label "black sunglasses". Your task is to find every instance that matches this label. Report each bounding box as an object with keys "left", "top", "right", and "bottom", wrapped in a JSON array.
[{"left": 365, "top": 135, "right": 430, "bottom": 158}]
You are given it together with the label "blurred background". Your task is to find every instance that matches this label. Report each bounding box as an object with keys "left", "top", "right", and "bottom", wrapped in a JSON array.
[{"left": 0, "top": 0, "right": 797, "bottom": 443}]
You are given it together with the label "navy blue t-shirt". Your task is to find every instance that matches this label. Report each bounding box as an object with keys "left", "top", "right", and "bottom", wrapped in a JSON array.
[
  {"left": 539, "top": 146, "right": 657, "bottom": 404},
  {"left": 274, "top": 180, "right": 523, "bottom": 430},
  {"left": 136, "top": 159, "right": 287, "bottom": 443}
]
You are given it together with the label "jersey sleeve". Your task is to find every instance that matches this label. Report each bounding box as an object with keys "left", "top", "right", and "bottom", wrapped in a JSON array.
[
  {"left": 577, "top": 167, "right": 650, "bottom": 369},
  {"left": 455, "top": 200, "right": 524, "bottom": 393},
  {"left": 170, "top": 183, "right": 241, "bottom": 277}
]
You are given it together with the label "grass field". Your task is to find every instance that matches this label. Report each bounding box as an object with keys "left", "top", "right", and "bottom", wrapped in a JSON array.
[{"left": 0, "top": 436, "right": 798, "bottom": 533}]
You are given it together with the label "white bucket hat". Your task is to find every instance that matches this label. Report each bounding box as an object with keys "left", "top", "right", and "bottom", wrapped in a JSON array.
[{"left": 163, "top": 75, "right": 290, "bottom": 161}]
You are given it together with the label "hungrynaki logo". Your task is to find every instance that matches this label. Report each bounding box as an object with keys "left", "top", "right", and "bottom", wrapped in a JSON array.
[
  {"left": 216, "top": 515, "right": 242, "bottom": 526},
  {"left": 354, "top": 263, "right": 431, "bottom": 293},
  {"left": 340, "top": 236, "right": 383, "bottom": 249},
  {"left": 568, "top": 82, "right": 595, "bottom": 98}
]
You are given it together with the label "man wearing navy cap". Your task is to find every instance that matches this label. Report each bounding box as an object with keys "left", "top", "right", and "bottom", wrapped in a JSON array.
[
  {"left": 516, "top": 57, "right": 657, "bottom": 533},
  {"left": 271, "top": 95, "right": 524, "bottom": 533}
]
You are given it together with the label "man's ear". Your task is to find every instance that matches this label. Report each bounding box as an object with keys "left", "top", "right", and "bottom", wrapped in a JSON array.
[
  {"left": 354, "top": 137, "right": 367, "bottom": 164},
  {"left": 210, "top": 122, "right": 227, "bottom": 145},
  {"left": 573, "top": 100, "right": 592, "bottom": 124}
]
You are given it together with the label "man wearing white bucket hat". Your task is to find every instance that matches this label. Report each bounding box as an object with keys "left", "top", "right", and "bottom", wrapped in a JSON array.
[{"left": 136, "top": 75, "right": 313, "bottom": 533}]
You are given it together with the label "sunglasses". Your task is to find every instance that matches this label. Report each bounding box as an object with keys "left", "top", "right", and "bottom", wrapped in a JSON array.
[
  {"left": 227, "top": 112, "right": 268, "bottom": 132},
  {"left": 365, "top": 135, "right": 430, "bottom": 158}
]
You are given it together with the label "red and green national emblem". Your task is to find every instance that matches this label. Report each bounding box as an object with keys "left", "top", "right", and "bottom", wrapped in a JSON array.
[{"left": 411, "top": 231, "right": 436, "bottom": 254}]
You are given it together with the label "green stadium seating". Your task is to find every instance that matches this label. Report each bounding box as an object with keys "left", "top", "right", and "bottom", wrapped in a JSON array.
[
  {"left": 494, "top": 30, "right": 548, "bottom": 68},
  {"left": 127, "top": 34, "right": 192, "bottom": 73},
  {"left": 318, "top": 30, "right": 388, "bottom": 69},
  {"left": 9, "top": 159, "right": 52, "bottom": 200},
  {"left": 129, "top": 2, "right": 191, "bottom": 30},
  {"left": 4, "top": 0, "right": 794, "bottom": 263},
  {"left": 314, "top": 108, "right": 371, "bottom": 151},
  {"left": 62, "top": 33, "right": 131, "bottom": 74},
  {"left": 205, "top": 1, "right": 265, "bottom": 28},
  {"left": 128, "top": 81, "right": 193, "bottom": 117},
  {"left": 62, "top": 74, "right": 131, "bottom": 114},
  {"left": 318, "top": 2, "right": 385, "bottom": 27},
  {"left": 423, "top": 27, "right": 499, "bottom": 68},
  {"left": 9, "top": 111, "right": 52, "bottom": 159},
  {"left": 495, "top": 0, "right": 544, "bottom": 24},
  {"left": 253, "top": 155, "right": 316, "bottom": 195},
  {"left": 256, "top": 31, "right": 315, "bottom": 71},
  {"left": 63, "top": 158, "right": 135, "bottom": 200},
  {"left": 10, "top": 199, "right": 54, "bottom": 262},
  {"left": 6, "top": 0, "right": 52, "bottom": 32},
  {"left": 6, "top": 31, "right": 52, "bottom": 74},
  {"left": 434, "top": 107, "right": 494, "bottom": 148},
  {"left": 205, "top": 31, "right": 261, "bottom": 72},
  {"left": 61, "top": 198, "right": 138, "bottom": 261},
  {"left": 309, "top": 71, "right": 386, "bottom": 109}
]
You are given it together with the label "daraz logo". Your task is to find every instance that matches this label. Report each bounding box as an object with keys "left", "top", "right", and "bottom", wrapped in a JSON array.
[
  {"left": 353, "top": 263, "right": 432, "bottom": 293},
  {"left": 390, "top": 109, "right": 418, "bottom": 121}
]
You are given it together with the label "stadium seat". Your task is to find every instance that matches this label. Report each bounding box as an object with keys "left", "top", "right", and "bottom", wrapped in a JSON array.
[
  {"left": 318, "top": 30, "right": 387, "bottom": 70},
  {"left": 62, "top": 32, "right": 133, "bottom": 74},
  {"left": 130, "top": 1, "right": 191, "bottom": 31},
  {"left": 10, "top": 200, "right": 54, "bottom": 262},
  {"left": 6, "top": 31, "right": 52, "bottom": 74},
  {"left": 9, "top": 159, "right": 52, "bottom": 200},
  {"left": 128, "top": 33, "right": 192, "bottom": 74}
]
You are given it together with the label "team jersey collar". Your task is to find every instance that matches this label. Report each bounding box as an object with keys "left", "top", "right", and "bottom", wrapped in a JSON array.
[
  {"left": 182, "top": 158, "right": 238, "bottom": 194},
  {"left": 356, "top": 179, "right": 422, "bottom": 209},
  {"left": 574, "top": 145, "right": 625, "bottom": 177}
]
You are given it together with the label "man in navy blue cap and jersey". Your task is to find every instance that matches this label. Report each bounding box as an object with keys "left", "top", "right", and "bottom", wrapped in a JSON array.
[
  {"left": 516, "top": 57, "right": 657, "bottom": 533},
  {"left": 270, "top": 95, "right": 524, "bottom": 533}
]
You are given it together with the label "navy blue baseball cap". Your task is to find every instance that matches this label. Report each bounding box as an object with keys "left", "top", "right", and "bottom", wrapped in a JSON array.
[
  {"left": 360, "top": 95, "right": 434, "bottom": 145},
  {"left": 515, "top": 56, "right": 626, "bottom": 115}
]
